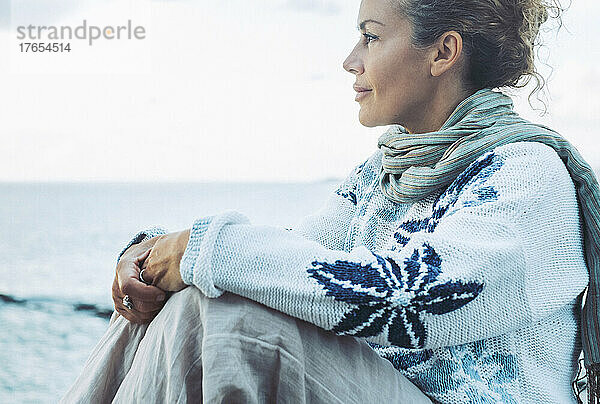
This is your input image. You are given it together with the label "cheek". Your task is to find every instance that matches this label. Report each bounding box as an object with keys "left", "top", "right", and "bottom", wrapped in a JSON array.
[
  {"left": 370, "top": 65, "right": 408, "bottom": 108},
  {"left": 376, "top": 57, "right": 426, "bottom": 101},
  {"left": 368, "top": 52, "right": 411, "bottom": 94}
]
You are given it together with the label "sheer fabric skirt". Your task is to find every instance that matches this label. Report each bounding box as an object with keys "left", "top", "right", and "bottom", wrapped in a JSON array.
[{"left": 61, "top": 287, "right": 432, "bottom": 403}]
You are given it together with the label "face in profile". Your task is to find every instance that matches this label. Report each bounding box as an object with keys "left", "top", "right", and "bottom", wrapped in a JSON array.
[{"left": 343, "top": 0, "right": 433, "bottom": 131}]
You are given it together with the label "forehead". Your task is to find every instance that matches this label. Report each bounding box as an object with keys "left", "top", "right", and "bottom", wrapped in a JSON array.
[{"left": 357, "top": 0, "right": 398, "bottom": 29}]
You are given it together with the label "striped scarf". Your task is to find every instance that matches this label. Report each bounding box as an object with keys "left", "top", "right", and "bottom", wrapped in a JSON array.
[{"left": 377, "top": 88, "right": 600, "bottom": 402}]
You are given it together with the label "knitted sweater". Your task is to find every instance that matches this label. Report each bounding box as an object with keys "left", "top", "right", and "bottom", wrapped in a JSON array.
[{"left": 124, "top": 141, "right": 588, "bottom": 403}]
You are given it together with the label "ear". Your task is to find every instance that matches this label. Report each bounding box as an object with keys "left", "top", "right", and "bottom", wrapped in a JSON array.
[{"left": 430, "top": 31, "right": 463, "bottom": 77}]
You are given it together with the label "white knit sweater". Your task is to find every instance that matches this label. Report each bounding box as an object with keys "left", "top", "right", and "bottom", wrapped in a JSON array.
[{"left": 126, "top": 142, "right": 589, "bottom": 403}]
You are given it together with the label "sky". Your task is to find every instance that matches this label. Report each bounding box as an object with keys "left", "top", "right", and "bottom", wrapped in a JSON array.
[{"left": 0, "top": 0, "right": 598, "bottom": 182}]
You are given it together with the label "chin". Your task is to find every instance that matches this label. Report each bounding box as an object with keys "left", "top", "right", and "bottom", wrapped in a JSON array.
[
  {"left": 358, "top": 109, "right": 386, "bottom": 128},
  {"left": 358, "top": 110, "right": 377, "bottom": 127}
]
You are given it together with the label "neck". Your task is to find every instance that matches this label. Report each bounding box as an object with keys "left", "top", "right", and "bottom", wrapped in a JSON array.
[{"left": 405, "top": 84, "right": 475, "bottom": 134}]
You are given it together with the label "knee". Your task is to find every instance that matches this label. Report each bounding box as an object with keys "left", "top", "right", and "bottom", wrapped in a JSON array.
[
  {"left": 155, "top": 288, "right": 301, "bottom": 350},
  {"left": 151, "top": 286, "right": 206, "bottom": 324},
  {"left": 202, "top": 293, "right": 303, "bottom": 350}
]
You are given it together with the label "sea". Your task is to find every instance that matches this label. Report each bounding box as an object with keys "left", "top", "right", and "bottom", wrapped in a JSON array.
[{"left": 0, "top": 181, "right": 338, "bottom": 403}]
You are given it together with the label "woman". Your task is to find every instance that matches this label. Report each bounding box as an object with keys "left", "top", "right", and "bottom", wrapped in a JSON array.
[{"left": 63, "top": 0, "right": 600, "bottom": 402}]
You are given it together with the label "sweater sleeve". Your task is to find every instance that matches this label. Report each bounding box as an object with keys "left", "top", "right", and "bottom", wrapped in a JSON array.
[{"left": 179, "top": 142, "right": 589, "bottom": 349}]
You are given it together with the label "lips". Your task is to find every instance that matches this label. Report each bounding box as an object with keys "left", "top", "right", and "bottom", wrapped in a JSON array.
[
  {"left": 355, "top": 91, "right": 372, "bottom": 102},
  {"left": 353, "top": 84, "right": 372, "bottom": 92},
  {"left": 354, "top": 84, "right": 372, "bottom": 102}
]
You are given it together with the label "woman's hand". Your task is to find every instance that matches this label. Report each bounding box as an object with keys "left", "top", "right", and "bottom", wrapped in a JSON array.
[
  {"left": 113, "top": 236, "right": 167, "bottom": 324},
  {"left": 141, "top": 229, "right": 191, "bottom": 292}
]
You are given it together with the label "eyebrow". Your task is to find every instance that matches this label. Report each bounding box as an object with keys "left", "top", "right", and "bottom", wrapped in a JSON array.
[{"left": 356, "top": 19, "right": 385, "bottom": 31}]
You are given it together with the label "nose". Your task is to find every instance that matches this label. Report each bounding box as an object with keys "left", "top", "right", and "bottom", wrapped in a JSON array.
[{"left": 343, "top": 42, "right": 364, "bottom": 75}]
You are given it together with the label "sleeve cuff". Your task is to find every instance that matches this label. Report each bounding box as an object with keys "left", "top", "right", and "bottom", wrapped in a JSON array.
[
  {"left": 116, "top": 226, "right": 168, "bottom": 263},
  {"left": 179, "top": 211, "right": 250, "bottom": 298}
]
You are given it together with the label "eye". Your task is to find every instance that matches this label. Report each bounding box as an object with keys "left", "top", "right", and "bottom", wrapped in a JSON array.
[{"left": 362, "top": 32, "right": 378, "bottom": 45}]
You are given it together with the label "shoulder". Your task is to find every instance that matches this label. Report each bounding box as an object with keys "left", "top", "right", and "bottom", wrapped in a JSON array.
[
  {"left": 491, "top": 141, "right": 566, "bottom": 169},
  {"left": 492, "top": 141, "right": 574, "bottom": 196},
  {"left": 456, "top": 141, "right": 573, "bottom": 195},
  {"left": 435, "top": 141, "right": 577, "bottom": 222}
]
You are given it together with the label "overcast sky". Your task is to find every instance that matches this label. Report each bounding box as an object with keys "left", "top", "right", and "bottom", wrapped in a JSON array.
[{"left": 0, "top": 0, "right": 598, "bottom": 182}]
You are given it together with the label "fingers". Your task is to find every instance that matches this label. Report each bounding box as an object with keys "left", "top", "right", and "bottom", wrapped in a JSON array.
[
  {"left": 128, "top": 298, "right": 163, "bottom": 314},
  {"left": 114, "top": 242, "right": 167, "bottom": 324},
  {"left": 134, "top": 248, "right": 151, "bottom": 267},
  {"left": 113, "top": 289, "right": 163, "bottom": 313},
  {"left": 120, "top": 236, "right": 162, "bottom": 264},
  {"left": 112, "top": 276, "right": 163, "bottom": 323},
  {"left": 114, "top": 296, "right": 159, "bottom": 324},
  {"left": 113, "top": 275, "right": 163, "bottom": 313},
  {"left": 121, "top": 278, "right": 166, "bottom": 303},
  {"left": 139, "top": 268, "right": 153, "bottom": 285},
  {"left": 117, "top": 257, "right": 166, "bottom": 303}
]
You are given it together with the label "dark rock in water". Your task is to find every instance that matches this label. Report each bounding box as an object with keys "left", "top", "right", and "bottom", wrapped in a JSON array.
[
  {"left": 74, "top": 303, "right": 97, "bottom": 311},
  {"left": 95, "top": 310, "right": 114, "bottom": 320},
  {"left": 1, "top": 293, "right": 112, "bottom": 320},
  {"left": 74, "top": 303, "right": 113, "bottom": 320},
  {"left": 0, "top": 294, "right": 25, "bottom": 304}
]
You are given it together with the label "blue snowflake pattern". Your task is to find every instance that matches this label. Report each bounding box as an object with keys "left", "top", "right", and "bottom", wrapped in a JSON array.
[
  {"left": 393, "top": 151, "right": 503, "bottom": 249},
  {"left": 334, "top": 160, "right": 367, "bottom": 205},
  {"left": 335, "top": 186, "right": 358, "bottom": 205},
  {"left": 356, "top": 193, "right": 371, "bottom": 217},
  {"left": 376, "top": 340, "right": 518, "bottom": 403},
  {"left": 307, "top": 243, "right": 483, "bottom": 348}
]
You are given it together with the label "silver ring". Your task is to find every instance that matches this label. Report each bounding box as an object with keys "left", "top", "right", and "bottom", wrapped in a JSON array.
[
  {"left": 122, "top": 295, "right": 133, "bottom": 310},
  {"left": 139, "top": 269, "right": 151, "bottom": 285}
]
